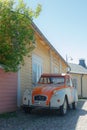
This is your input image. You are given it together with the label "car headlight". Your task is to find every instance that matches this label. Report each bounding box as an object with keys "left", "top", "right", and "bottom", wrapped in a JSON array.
[{"left": 53, "top": 90, "right": 57, "bottom": 95}]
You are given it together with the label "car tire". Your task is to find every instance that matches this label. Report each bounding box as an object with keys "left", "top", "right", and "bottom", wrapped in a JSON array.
[
  {"left": 72, "top": 102, "right": 77, "bottom": 110},
  {"left": 60, "top": 98, "right": 68, "bottom": 115},
  {"left": 24, "top": 107, "right": 32, "bottom": 114}
]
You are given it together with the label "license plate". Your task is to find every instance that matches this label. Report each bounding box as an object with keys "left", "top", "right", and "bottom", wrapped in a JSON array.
[{"left": 34, "top": 101, "right": 46, "bottom": 106}]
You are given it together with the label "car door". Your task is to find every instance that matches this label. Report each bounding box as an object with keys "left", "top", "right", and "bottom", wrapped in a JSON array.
[{"left": 66, "top": 77, "right": 74, "bottom": 103}]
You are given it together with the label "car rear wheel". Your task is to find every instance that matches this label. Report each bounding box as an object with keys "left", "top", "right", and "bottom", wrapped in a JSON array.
[
  {"left": 72, "top": 102, "right": 77, "bottom": 109},
  {"left": 60, "top": 98, "right": 68, "bottom": 115}
]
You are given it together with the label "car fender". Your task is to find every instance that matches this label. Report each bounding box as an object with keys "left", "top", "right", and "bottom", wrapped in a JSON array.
[
  {"left": 23, "top": 89, "right": 32, "bottom": 105},
  {"left": 50, "top": 89, "right": 66, "bottom": 108}
]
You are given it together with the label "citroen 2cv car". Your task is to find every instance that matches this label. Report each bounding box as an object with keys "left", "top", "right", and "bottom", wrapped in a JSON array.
[{"left": 23, "top": 73, "right": 78, "bottom": 115}]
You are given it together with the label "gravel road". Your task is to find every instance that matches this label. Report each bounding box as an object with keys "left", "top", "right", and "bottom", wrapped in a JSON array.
[{"left": 0, "top": 100, "right": 87, "bottom": 130}]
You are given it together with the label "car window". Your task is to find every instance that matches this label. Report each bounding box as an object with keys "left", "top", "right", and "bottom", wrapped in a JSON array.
[
  {"left": 38, "top": 77, "right": 50, "bottom": 84},
  {"left": 66, "top": 78, "right": 73, "bottom": 87},
  {"left": 38, "top": 77, "right": 64, "bottom": 85},
  {"left": 50, "top": 77, "right": 64, "bottom": 84}
]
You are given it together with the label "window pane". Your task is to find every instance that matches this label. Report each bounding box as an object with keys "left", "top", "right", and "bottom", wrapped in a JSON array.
[
  {"left": 32, "top": 63, "right": 37, "bottom": 84},
  {"left": 32, "top": 62, "right": 42, "bottom": 85}
]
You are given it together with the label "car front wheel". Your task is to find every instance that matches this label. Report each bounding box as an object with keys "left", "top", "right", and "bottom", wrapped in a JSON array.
[{"left": 60, "top": 98, "right": 68, "bottom": 115}]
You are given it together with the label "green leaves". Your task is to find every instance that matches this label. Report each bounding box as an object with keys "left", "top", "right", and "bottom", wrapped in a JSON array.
[
  {"left": 0, "top": 0, "right": 41, "bottom": 72},
  {"left": 15, "top": 0, "right": 41, "bottom": 18}
]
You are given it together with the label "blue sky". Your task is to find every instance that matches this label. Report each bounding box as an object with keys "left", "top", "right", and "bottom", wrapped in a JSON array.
[{"left": 21, "top": 0, "right": 87, "bottom": 64}]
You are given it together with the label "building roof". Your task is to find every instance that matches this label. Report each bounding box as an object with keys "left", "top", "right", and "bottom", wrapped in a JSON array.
[
  {"left": 32, "top": 22, "right": 68, "bottom": 67},
  {"left": 69, "top": 63, "right": 87, "bottom": 74}
]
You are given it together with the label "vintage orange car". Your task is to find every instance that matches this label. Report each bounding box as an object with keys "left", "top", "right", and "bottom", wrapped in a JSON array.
[{"left": 23, "top": 73, "right": 78, "bottom": 115}]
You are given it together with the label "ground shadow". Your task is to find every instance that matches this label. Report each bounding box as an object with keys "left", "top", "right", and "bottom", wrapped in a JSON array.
[{"left": 0, "top": 100, "right": 87, "bottom": 130}]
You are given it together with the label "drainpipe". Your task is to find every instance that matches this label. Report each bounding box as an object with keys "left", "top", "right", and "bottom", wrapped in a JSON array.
[{"left": 81, "top": 74, "right": 83, "bottom": 98}]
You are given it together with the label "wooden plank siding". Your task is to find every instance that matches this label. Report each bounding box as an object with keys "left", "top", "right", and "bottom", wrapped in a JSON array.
[
  {"left": 71, "top": 73, "right": 81, "bottom": 96},
  {"left": 20, "top": 56, "right": 32, "bottom": 103},
  {"left": 82, "top": 75, "right": 87, "bottom": 97},
  {"left": 51, "top": 52, "right": 67, "bottom": 73},
  {"left": 0, "top": 69, "right": 17, "bottom": 113}
]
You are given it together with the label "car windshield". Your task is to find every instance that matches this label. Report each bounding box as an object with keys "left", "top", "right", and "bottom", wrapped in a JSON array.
[{"left": 38, "top": 76, "right": 65, "bottom": 85}]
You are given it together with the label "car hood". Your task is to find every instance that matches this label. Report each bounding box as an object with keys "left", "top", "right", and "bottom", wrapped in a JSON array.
[
  {"left": 32, "top": 84, "right": 65, "bottom": 105},
  {"left": 32, "top": 84, "right": 64, "bottom": 105}
]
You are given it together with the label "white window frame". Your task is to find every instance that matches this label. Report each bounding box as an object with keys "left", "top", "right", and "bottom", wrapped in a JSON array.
[{"left": 32, "top": 54, "right": 43, "bottom": 86}]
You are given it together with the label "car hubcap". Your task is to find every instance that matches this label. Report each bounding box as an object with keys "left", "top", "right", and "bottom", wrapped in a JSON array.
[{"left": 63, "top": 100, "right": 67, "bottom": 114}]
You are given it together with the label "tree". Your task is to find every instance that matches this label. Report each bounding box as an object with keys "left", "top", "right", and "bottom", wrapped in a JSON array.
[{"left": 0, "top": 0, "right": 41, "bottom": 72}]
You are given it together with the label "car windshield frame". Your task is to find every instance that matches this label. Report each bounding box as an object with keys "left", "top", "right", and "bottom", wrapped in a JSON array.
[{"left": 38, "top": 76, "right": 65, "bottom": 85}]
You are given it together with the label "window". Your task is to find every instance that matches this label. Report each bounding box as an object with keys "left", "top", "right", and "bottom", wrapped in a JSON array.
[
  {"left": 72, "top": 78, "right": 78, "bottom": 88},
  {"left": 32, "top": 55, "right": 43, "bottom": 86}
]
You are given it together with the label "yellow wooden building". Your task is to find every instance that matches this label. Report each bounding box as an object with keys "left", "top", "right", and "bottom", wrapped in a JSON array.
[
  {"left": 17, "top": 23, "right": 69, "bottom": 106},
  {"left": 69, "top": 63, "right": 87, "bottom": 98}
]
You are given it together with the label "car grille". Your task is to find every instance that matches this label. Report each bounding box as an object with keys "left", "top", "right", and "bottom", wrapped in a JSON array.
[{"left": 34, "top": 95, "right": 47, "bottom": 101}]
